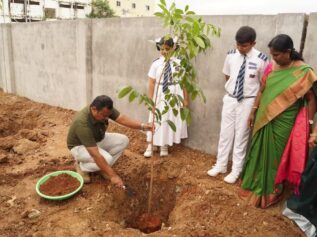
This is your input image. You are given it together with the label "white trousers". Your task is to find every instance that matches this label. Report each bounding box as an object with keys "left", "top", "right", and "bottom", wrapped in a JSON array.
[
  {"left": 215, "top": 94, "right": 255, "bottom": 173},
  {"left": 70, "top": 133, "right": 129, "bottom": 172}
]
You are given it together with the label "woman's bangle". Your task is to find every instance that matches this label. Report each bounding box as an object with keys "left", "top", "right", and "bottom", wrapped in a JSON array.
[{"left": 252, "top": 106, "right": 258, "bottom": 110}]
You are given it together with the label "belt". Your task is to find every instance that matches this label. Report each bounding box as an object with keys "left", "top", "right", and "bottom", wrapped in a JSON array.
[
  {"left": 227, "top": 93, "right": 256, "bottom": 99},
  {"left": 158, "top": 82, "right": 177, "bottom": 86}
]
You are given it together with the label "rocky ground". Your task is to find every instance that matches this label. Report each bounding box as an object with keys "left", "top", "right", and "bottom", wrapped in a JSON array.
[{"left": 0, "top": 90, "right": 305, "bottom": 237}]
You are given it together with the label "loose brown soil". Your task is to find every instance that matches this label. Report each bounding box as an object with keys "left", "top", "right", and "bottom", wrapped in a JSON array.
[
  {"left": 0, "top": 89, "right": 305, "bottom": 237},
  {"left": 39, "top": 174, "right": 80, "bottom": 196}
]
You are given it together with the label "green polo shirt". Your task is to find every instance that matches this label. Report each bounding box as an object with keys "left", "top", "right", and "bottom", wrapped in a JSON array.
[{"left": 67, "top": 106, "right": 120, "bottom": 149}]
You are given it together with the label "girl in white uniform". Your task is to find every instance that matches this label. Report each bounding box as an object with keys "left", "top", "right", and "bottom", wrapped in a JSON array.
[{"left": 144, "top": 36, "right": 188, "bottom": 157}]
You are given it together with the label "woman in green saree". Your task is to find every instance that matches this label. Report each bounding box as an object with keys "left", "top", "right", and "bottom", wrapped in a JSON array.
[{"left": 239, "top": 34, "right": 317, "bottom": 208}]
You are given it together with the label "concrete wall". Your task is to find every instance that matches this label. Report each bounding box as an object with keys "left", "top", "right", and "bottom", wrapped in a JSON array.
[
  {"left": 0, "top": 13, "right": 315, "bottom": 154},
  {"left": 9, "top": 20, "right": 90, "bottom": 110}
]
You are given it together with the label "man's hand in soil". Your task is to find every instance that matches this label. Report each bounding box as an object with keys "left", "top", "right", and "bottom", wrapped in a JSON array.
[{"left": 110, "top": 175, "right": 124, "bottom": 188}]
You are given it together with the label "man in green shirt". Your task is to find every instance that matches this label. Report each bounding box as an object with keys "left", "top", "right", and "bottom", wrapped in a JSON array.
[{"left": 67, "top": 95, "right": 152, "bottom": 188}]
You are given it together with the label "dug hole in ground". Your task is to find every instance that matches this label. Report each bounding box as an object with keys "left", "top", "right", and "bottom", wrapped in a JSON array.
[{"left": 0, "top": 90, "right": 305, "bottom": 237}]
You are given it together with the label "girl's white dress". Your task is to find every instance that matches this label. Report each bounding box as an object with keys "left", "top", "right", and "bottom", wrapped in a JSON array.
[{"left": 146, "top": 56, "right": 188, "bottom": 146}]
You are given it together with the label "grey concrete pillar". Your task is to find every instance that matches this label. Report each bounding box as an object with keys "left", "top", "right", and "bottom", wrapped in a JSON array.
[{"left": 0, "top": 24, "right": 15, "bottom": 93}]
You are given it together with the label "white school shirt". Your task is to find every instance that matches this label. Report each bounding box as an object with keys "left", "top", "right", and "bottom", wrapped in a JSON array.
[
  {"left": 222, "top": 47, "right": 269, "bottom": 97},
  {"left": 148, "top": 56, "right": 180, "bottom": 82}
]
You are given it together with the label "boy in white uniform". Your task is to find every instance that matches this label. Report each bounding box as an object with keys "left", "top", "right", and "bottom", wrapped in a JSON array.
[{"left": 207, "top": 26, "right": 269, "bottom": 183}]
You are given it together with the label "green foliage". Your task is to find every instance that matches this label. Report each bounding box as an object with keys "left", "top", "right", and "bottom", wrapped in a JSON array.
[
  {"left": 118, "top": 1, "right": 220, "bottom": 132},
  {"left": 87, "top": 0, "right": 115, "bottom": 18}
]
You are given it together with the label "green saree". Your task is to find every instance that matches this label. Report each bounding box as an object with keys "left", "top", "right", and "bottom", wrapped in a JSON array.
[{"left": 239, "top": 64, "right": 317, "bottom": 208}]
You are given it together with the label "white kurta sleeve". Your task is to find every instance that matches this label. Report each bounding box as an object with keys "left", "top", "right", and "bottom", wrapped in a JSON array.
[{"left": 148, "top": 61, "right": 157, "bottom": 79}]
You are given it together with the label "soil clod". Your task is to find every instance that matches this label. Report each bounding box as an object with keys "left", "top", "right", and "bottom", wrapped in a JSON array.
[{"left": 137, "top": 213, "right": 162, "bottom": 233}]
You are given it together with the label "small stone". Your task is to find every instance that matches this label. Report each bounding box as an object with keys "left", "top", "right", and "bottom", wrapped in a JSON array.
[
  {"left": 7, "top": 196, "right": 16, "bottom": 206},
  {"left": 40, "top": 131, "right": 49, "bottom": 137},
  {"left": 243, "top": 212, "right": 248, "bottom": 216},
  {"left": 175, "top": 185, "right": 182, "bottom": 193},
  {"left": 26, "top": 209, "right": 41, "bottom": 219},
  {"left": 263, "top": 221, "right": 268, "bottom": 226},
  {"left": 119, "top": 220, "right": 126, "bottom": 227}
]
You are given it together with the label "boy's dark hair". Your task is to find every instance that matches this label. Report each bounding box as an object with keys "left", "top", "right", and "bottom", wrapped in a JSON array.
[
  {"left": 268, "top": 34, "right": 304, "bottom": 61},
  {"left": 156, "top": 35, "right": 174, "bottom": 51},
  {"left": 90, "top": 95, "right": 113, "bottom": 111},
  {"left": 235, "top": 26, "right": 256, "bottom": 44}
]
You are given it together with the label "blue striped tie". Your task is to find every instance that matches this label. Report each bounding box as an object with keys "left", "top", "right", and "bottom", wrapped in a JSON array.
[
  {"left": 162, "top": 61, "right": 172, "bottom": 93},
  {"left": 233, "top": 56, "right": 246, "bottom": 102}
]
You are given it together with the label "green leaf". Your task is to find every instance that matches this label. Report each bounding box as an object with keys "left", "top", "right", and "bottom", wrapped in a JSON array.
[
  {"left": 172, "top": 108, "right": 178, "bottom": 116},
  {"left": 186, "top": 10, "right": 195, "bottom": 15},
  {"left": 118, "top": 86, "right": 132, "bottom": 98},
  {"left": 154, "top": 12, "right": 164, "bottom": 17},
  {"left": 162, "top": 105, "right": 169, "bottom": 115},
  {"left": 175, "top": 9, "right": 183, "bottom": 15},
  {"left": 138, "top": 95, "right": 145, "bottom": 104},
  {"left": 194, "top": 36, "right": 205, "bottom": 48},
  {"left": 185, "top": 5, "right": 189, "bottom": 12},
  {"left": 167, "top": 120, "right": 176, "bottom": 132},
  {"left": 185, "top": 16, "right": 194, "bottom": 22},
  {"left": 200, "top": 89, "right": 207, "bottom": 103},
  {"left": 155, "top": 108, "right": 162, "bottom": 121},
  {"left": 128, "top": 90, "right": 138, "bottom": 102},
  {"left": 160, "top": 0, "right": 166, "bottom": 6},
  {"left": 186, "top": 111, "right": 192, "bottom": 124},
  {"left": 191, "top": 90, "right": 198, "bottom": 100},
  {"left": 169, "top": 97, "right": 176, "bottom": 107},
  {"left": 180, "top": 107, "right": 186, "bottom": 121}
]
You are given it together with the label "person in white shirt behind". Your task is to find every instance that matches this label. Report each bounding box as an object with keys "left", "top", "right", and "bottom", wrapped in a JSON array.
[{"left": 207, "top": 26, "right": 269, "bottom": 184}]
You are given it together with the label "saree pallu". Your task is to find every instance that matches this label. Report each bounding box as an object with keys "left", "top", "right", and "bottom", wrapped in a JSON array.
[{"left": 239, "top": 65, "right": 317, "bottom": 208}]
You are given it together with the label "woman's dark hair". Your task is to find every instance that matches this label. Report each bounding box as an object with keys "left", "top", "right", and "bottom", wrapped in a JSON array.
[
  {"left": 268, "top": 34, "right": 304, "bottom": 61},
  {"left": 90, "top": 95, "right": 113, "bottom": 110},
  {"left": 235, "top": 26, "right": 256, "bottom": 44},
  {"left": 156, "top": 35, "right": 174, "bottom": 51}
]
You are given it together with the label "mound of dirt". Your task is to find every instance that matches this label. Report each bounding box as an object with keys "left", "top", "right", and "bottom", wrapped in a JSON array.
[{"left": 0, "top": 90, "right": 304, "bottom": 237}]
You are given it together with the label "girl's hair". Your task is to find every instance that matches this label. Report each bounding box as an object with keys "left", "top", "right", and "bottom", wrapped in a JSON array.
[
  {"left": 268, "top": 34, "right": 304, "bottom": 61},
  {"left": 156, "top": 36, "right": 174, "bottom": 51}
]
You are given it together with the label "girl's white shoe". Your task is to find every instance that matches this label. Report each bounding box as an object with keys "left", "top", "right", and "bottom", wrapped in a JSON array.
[
  {"left": 160, "top": 145, "right": 168, "bottom": 156},
  {"left": 144, "top": 144, "right": 153, "bottom": 158}
]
